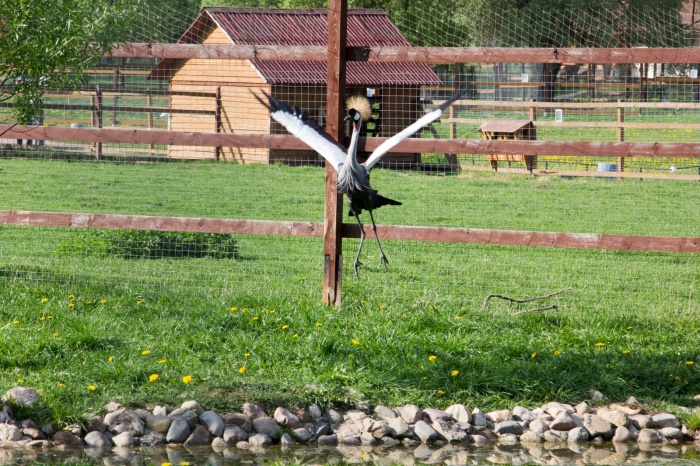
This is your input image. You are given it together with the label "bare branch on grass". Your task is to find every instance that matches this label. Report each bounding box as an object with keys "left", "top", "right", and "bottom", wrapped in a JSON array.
[{"left": 480, "top": 285, "right": 572, "bottom": 311}]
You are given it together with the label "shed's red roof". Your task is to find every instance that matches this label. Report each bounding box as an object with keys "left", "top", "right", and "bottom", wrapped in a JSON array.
[{"left": 152, "top": 8, "right": 441, "bottom": 86}]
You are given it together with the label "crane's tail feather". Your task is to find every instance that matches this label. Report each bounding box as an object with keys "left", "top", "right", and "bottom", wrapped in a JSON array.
[{"left": 376, "top": 195, "right": 402, "bottom": 207}]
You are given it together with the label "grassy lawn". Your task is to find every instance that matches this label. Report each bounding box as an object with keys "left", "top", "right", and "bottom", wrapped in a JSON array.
[{"left": 0, "top": 158, "right": 699, "bottom": 426}]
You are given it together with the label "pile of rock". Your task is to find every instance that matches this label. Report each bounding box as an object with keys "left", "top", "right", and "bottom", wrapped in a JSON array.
[{"left": 0, "top": 387, "right": 698, "bottom": 451}]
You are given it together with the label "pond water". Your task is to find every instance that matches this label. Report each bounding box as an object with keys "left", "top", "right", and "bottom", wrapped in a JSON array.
[{"left": 5, "top": 442, "right": 700, "bottom": 465}]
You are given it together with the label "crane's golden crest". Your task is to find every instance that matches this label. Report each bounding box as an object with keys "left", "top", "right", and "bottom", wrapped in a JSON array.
[{"left": 345, "top": 95, "right": 372, "bottom": 121}]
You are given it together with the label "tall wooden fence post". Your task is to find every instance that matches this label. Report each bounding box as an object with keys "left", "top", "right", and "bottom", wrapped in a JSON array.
[
  {"left": 322, "top": 0, "right": 347, "bottom": 305},
  {"left": 617, "top": 100, "right": 625, "bottom": 173}
]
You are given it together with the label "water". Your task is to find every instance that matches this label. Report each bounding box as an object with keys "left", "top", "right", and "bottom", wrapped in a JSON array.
[{"left": 4, "top": 442, "right": 700, "bottom": 465}]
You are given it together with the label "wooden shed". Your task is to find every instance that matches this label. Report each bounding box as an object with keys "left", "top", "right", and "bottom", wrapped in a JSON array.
[
  {"left": 478, "top": 119, "right": 537, "bottom": 172},
  {"left": 149, "top": 8, "right": 443, "bottom": 164}
]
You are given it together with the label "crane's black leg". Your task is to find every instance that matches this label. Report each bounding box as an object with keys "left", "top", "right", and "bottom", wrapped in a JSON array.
[
  {"left": 368, "top": 210, "right": 389, "bottom": 270},
  {"left": 353, "top": 213, "right": 366, "bottom": 279}
]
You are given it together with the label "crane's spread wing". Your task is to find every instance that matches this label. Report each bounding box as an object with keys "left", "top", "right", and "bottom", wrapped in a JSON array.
[
  {"left": 363, "top": 89, "right": 467, "bottom": 172},
  {"left": 254, "top": 91, "right": 346, "bottom": 171}
]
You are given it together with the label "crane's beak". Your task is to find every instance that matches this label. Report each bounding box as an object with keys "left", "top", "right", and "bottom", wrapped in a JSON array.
[{"left": 343, "top": 115, "right": 352, "bottom": 122}]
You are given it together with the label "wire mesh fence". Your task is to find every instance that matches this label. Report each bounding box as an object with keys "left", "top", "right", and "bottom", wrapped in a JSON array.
[{"left": 1, "top": 4, "right": 700, "bottom": 306}]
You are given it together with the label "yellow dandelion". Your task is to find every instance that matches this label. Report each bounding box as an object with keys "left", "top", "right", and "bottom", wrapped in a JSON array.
[
  {"left": 595, "top": 342, "right": 605, "bottom": 347},
  {"left": 252, "top": 316, "right": 259, "bottom": 321},
  {"left": 428, "top": 355, "right": 437, "bottom": 361},
  {"left": 68, "top": 295, "right": 75, "bottom": 300},
  {"left": 270, "top": 310, "right": 276, "bottom": 314},
  {"left": 456, "top": 315, "right": 463, "bottom": 319},
  {"left": 182, "top": 375, "right": 193, "bottom": 384},
  {"left": 158, "top": 359, "right": 166, "bottom": 364},
  {"left": 180, "top": 462, "right": 190, "bottom": 466},
  {"left": 86, "top": 301, "right": 92, "bottom": 305},
  {"left": 58, "top": 382, "right": 65, "bottom": 387},
  {"left": 149, "top": 374, "right": 159, "bottom": 382},
  {"left": 262, "top": 309, "right": 268, "bottom": 313},
  {"left": 437, "top": 390, "right": 445, "bottom": 395},
  {"left": 554, "top": 350, "right": 561, "bottom": 356},
  {"left": 421, "top": 376, "right": 427, "bottom": 380},
  {"left": 52, "top": 333, "right": 59, "bottom": 338},
  {"left": 451, "top": 370, "right": 459, "bottom": 377},
  {"left": 68, "top": 303, "right": 75, "bottom": 308},
  {"left": 41, "top": 297, "right": 48, "bottom": 303},
  {"left": 230, "top": 307, "right": 237, "bottom": 312},
  {"left": 281, "top": 324, "right": 289, "bottom": 330},
  {"left": 351, "top": 339, "right": 360, "bottom": 345},
  {"left": 686, "top": 361, "right": 694, "bottom": 365},
  {"left": 315, "top": 322, "right": 322, "bottom": 327},
  {"left": 292, "top": 334, "right": 299, "bottom": 338},
  {"left": 360, "top": 300, "right": 366, "bottom": 305},
  {"left": 39, "top": 317, "right": 46, "bottom": 321},
  {"left": 141, "top": 350, "right": 151, "bottom": 355},
  {"left": 108, "top": 356, "right": 114, "bottom": 362},
  {"left": 12, "top": 320, "right": 19, "bottom": 325},
  {"left": 100, "top": 300, "right": 107, "bottom": 305},
  {"left": 47, "top": 316, "right": 53, "bottom": 319},
  {"left": 348, "top": 353, "right": 355, "bottom": 359},
  {"left": 531, "top": 352, "right": 537, "bottom": 358},
  {"left": 379, "top": 305, "right": 386, "bottom": 309},
  {"left": 244, "top": 353, "right": 251, "bottom": 358},
  {"left": 137, "top": 300, "right": 145, "bottom": 305},
  {"left": 162, "top": 463, "right": 172, "bottom": 466},
  {"left": 242, "top": 308, "right": 249, "bottom": 312},
  {"left": 17, "top": 379, "right": 23, "bottom": 383},
  {"left": 622, "top": 349, "right": 631, "bottom": 355},
  {"left": 239, "top": 367, "right": 246, "bottom": 374},
  {"left": 88, "top": 385, "right": 96, "bottom": 392}
]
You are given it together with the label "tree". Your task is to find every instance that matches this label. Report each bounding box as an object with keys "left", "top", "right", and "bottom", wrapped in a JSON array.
[{"left": 0, "top": 0, "right": 138, "bottom": 123}]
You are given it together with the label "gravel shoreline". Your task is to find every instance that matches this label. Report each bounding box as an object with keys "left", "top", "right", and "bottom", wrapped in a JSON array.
[{"left": 1, "top": 387, "right": 699, "bottom": 452}]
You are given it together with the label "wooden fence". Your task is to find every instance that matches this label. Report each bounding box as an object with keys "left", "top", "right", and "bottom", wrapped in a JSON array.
[{"left": 4, "top": 1, "right": 700, "bottom": 304}]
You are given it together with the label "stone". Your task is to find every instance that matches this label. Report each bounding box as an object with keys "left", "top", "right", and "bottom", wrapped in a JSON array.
[
  {"left": 612, "top": 425, "right": 632, "bottom": 443},
  {"left": 200, "top": 411, "right": 225, "bottom": 437},
  {"left": 651, "top": 413, "right": 680, "bottom": 429},
  {"left": 103, "top": 409, "right": 124, "bottom": 426},
  {"left": 494, "top": 421, "right": 523, "bottom": 436},
  {"left": 65, "top": 424, "right": 81, "bottom": 436},
  {"left": 222, "top": 412, "right": 252, "bottom": 432},
  {"left": 626, "top": 396, "right": 641, "bottom": 406},
  {"left": 660, "top": 427, "right": 683, "bottom": 441},
  {"left": 292, "top": 427, "right": 312, "bottom": 443},
  {"left": 104, "top": 401, "right": 122, "bottom": 412},
  {"left": 146, "top": 415, "right": 172, "bottom": 434},
  {"left": 21, "top": 428, "right": 44, "bottom": 440},
  {"left": 236, "top": 440, "right": 251, "bottom": 449},
  {"left": 543, "top": 429, "right": 568, "bottom": 442},
  {"left": 568, "top": 426, "right": 590, "bottom": 443},
  {"left": 134, "top": 408, "right": 152, "bottom": 421},
  {"left": 87, "top": 416, "right": 106, "bottom": 433},
  {"left": 445, "top": 404, "right": 471, "bottom": 424},
  {"left": 512, "top": 406, "right": 536, "bottom": 422},
  {"left": 471, "top": 408, "right": 487, "bottom": 427},
  {"left": 308, "top": 404, "right": 322, "bottom": 419},
  {"left": 583, "top": 414, "right": 614, "bottom": 439},
  {"left": 25, "top": 440, "right": 51, "bottom": 449},
  {"left": 541, "top": 402, "right": 573, "bottom": 417},
  {"left": 345, "top": 410, "right": 368, "bottom": 422},
  {"left": 112, "top": 432, "right": 134, "bottom": 447},
  {"left": 637, "top": 428, "right": 663, "bottom": 443},
  {"left": 549, "top": 412, "right": 577, "bottom": 431},
  {"left": 184, "top": 425, "right": 210, "bottom": 446},
  {"left": 432, "top": 418, "right": 468, "bottom": 442},
  {"left": 374, "top": 405, "right": 397, "bottom": 420},
  {"left": 52, "top": 431, "right": 82, "bottom": 448},
  {"left": 40, "top": 424, "right": 55, "bottom": 437},
  {"left": 153, "top": 405, "right": 168, "bottom": 416},
  {"left": 248, "top": 433, "right": 272, "bottom": 446},
  {"left": 223, "top": 424, "right": 248, "bottom": 444},
  {"left": 242, "top": 403, "right": 267, "bottom": 420},
  {"left": 589, "top": 390, "right": 605, "bottom": 401},
  {"left": 341, "top": 437, "right": 361, "bottom": 446},
  {"left": 630, "top": 414, "right": 653, "bottom": 429},
  {"left": 380, "top": 437, "right": 400, "bottom": 447},
  {"left": 317, "top": 434, "right": 338, "bottom": 446},
  {"left": 528, "top": 419, "right": 549, "bottom": 434},
  {"left": 280, "top": 433, "right": 295, "bottom": 446},
  {"left": 597, "top": 408, "right": 629, "bottom": 427},
  {"left": 273, "top": 407, "right": 301, "bottom": 429},
  {"left": 181, "top": 400, "right": 204, "bottom": 415},
  {"left": 169, "top": 408, "right": 199, "bottom": 429},
  {"left": 423, "top": 408, "right": 451, "bottom": 423},
  {"left": 107, "top": 410, "right": 145, "bottom": 436},
  {"left": 387, "top": 417, "right": 410, "bottom": 437},
  {"left": 252, "top": 417, "right": 280, "bottom": 439},
  {"left": 313, "top": 421, "right": 331, "bottom": 438},
  {"left": 0, "top": 425, "right": 21, "bottom": 442},
  {"left": 0, "top": 406, "right": 12, "bottom": 423},
  {"left": 140, "top": 431, "right": 167, "bottom": 446},
  {"left": 166, "top": 419, "right": 191, "bottom": 443},
  {"left": 413, "top": 420, "right": 441, "bottom": 443},
  {"left": 520, "top": 430, "right": 544, "bottom": 443},
  {"left": 327, "top": 409, "right": 344, "bottom": 424},
  {"left": 498, "top": 433, "right": 520, "bottom": 445},
  {"left": 211, "top": 436, "right": 228, "bottom": 451},
  {"left": 335, "top": 420, "right": 362, "bottom": 441},
  {"left": 84, "top": 431, "right": 111, "bottom": 448},
  {"left": 487, "top": 409, "right": 513, "bottom": 423},
  {"left": 397, "top": 405, "right": 423, "bottom": 424},
  {"left": 360, "top": 432, "right": 378, "bottom": 445},
  {"left": 575, "top": 402, "right": 593, "bottom": 415},
  {"left": 2, "top": 387, "right": 39, "bottom": 407}
]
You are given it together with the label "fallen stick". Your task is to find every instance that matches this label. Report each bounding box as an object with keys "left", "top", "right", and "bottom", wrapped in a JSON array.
[{"left": 480, "top": 285, "right": 572, "bottom": 311}]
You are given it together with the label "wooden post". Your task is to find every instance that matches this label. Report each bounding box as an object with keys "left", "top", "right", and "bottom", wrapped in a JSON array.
[
  {"left": 112, "top": 67, "right": 119, "bottom": 127},
  {"left": 215, "top": 86, "right": 222, "bottom": 160},
  {"left": 323, "top": 0, "right": 346, "bottom": 306},
  {"left": 617, "top": 100, "right": 625, "bottom": 173},
  {"left": 95, "top": 85, "right": 103, "bottom": 161}
]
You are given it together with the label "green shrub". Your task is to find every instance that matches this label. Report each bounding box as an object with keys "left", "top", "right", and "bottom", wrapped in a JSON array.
[{"left": 56, "top": 229, "right": 239, "bottom": 260}]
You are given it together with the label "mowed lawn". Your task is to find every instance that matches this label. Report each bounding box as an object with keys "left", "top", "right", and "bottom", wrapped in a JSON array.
[{"left": 0, "top": 157, "right": 699, "bottom": 425}]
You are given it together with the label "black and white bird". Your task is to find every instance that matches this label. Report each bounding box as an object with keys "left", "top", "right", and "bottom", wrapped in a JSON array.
[{"left": 255, "top": 90, "right": 465, "bottom": 278}]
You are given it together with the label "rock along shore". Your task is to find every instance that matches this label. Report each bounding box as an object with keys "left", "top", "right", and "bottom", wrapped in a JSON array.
[{"left": 1, "top": 387, "right": 699, "bottom": 453}]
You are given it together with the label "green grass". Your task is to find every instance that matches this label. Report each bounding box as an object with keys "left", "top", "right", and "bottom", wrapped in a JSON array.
[{"left": 0, "top": 159, "right": 699, "bottom": 426}]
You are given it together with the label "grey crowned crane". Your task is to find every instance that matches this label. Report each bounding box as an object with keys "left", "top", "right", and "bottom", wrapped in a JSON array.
[{"left": 255, "top": 89, "right": 466, "bottom": 278}]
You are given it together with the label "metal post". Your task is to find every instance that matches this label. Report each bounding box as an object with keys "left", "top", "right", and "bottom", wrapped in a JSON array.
[
  {"left": 322, "top": 0, "right": 347, "bottom": 305},
  {"left": 95, "top": 85, "right": 103, "bottom": 161}
]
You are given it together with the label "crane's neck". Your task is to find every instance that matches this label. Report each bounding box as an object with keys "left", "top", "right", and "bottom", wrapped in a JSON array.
[{"left": 345, "top": 120, "right": 363, "bottom": 169}]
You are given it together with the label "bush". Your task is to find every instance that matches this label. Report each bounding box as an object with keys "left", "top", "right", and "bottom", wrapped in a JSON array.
[{"left": 56, "top": 229, "right": 239, "bottom": 260}]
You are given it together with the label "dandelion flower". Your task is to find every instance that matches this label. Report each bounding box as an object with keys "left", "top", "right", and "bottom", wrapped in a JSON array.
[
  {"left": 137, "top": 300, "right": 145, "bottom": 305},
  {"left": 292, "top": 334, "right": 299, "bottom": 338},
  {"left": 40, "top": 317, "right": 46, "bottom": 321},
  {"left": 428, "top": 355, "right": 437, "bottom": 361},
  {"left": 68, "top": 303, "right": 75, "bottom": 308},
  {"left": 531, "top": 352, "right": 537, "bottom": 358},
  {"left": 281, "top": 324, "right": 289, "bottom": 330},
  {"left": 182, "top": 375, "right": 193, "bottom": 384},
  {"left": 162, "top": 463, "right": 172, "bottom": 466},
  {"left": 230, "top": 307, "right": 237, "bottom": 312},
  {"left": 554, "top": 350, "right": 561, "bottom": 356},
  {"left": 595, "top": 342, "right": 605, "bottom": 347},
  {"left": 351, "top": 339, "right": 360, "bottom": 345},
  {"left": 52, "top": 333, "right": 58, "bottom": 338},
  {"left": 455, "top": 315, "right": 463, "bottom": 319},
  {"left": 315, "top": 322, "right": 322, "bottom": 327},
  {"left": 421, "top": 376, "right": 427, "bottom": 380},
  {"left": 58, "top": 382, "right": 65, "bottom": 387},
  {"left": 108, "top": 356, "right": 114, "bottom": 362},
  {"left": 12, "top": 320, "right": 18, "bottom": 325},
  {"left": 360, "top": 300, "right": 366, "bottom": 305},
  {"left": 686, "top": 361, "right": 694, "bottom": 365},
  {"left": 270, "top": 310, "right": 276, "bottom": 314},
  {"left": 41, "top": 297, "right": 48, "bottom": 303},
  {"left": 437, "top": 390, "right": 445, "bottom": 395},
  {"left": 252, "top": 316, "right": 259, "bottom": 321},
  {"left": 379, "top": 305, "right": 386, "bottom": 309},
  {"left": 622, "top": 349, "right": 631, "bottom": 355},
  {"left": 100, "top": 300, "right": 107, "bottom": 305},
  {"left": 239, "top": 367, "right": 246, "bottom": 374},
  {"left": 68, "top": 295, "right": 75, "bottom": 300},
  {"left": 141, "top": 350, "right": 151, "bottom": 355},
  {"left": 149, "top": 374, "right": 159, "bottom": 382},
  {"left": 158, "top": 359, "right": 166, "bottom": 364},
  {"left": 47, "top": 316, "right": 53, "bottom": 319},
  {"left": 348, "top": 353, "right": 355, "bottom": 359},
  {"left": 451, "top": 370, "right": 459, "bottom": 377},
  {"left": 88, "top": 385, "right": 96, "bottom": 392},
  {"left": 244, "top": 353, "right": 251, "bottom": 358}
]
